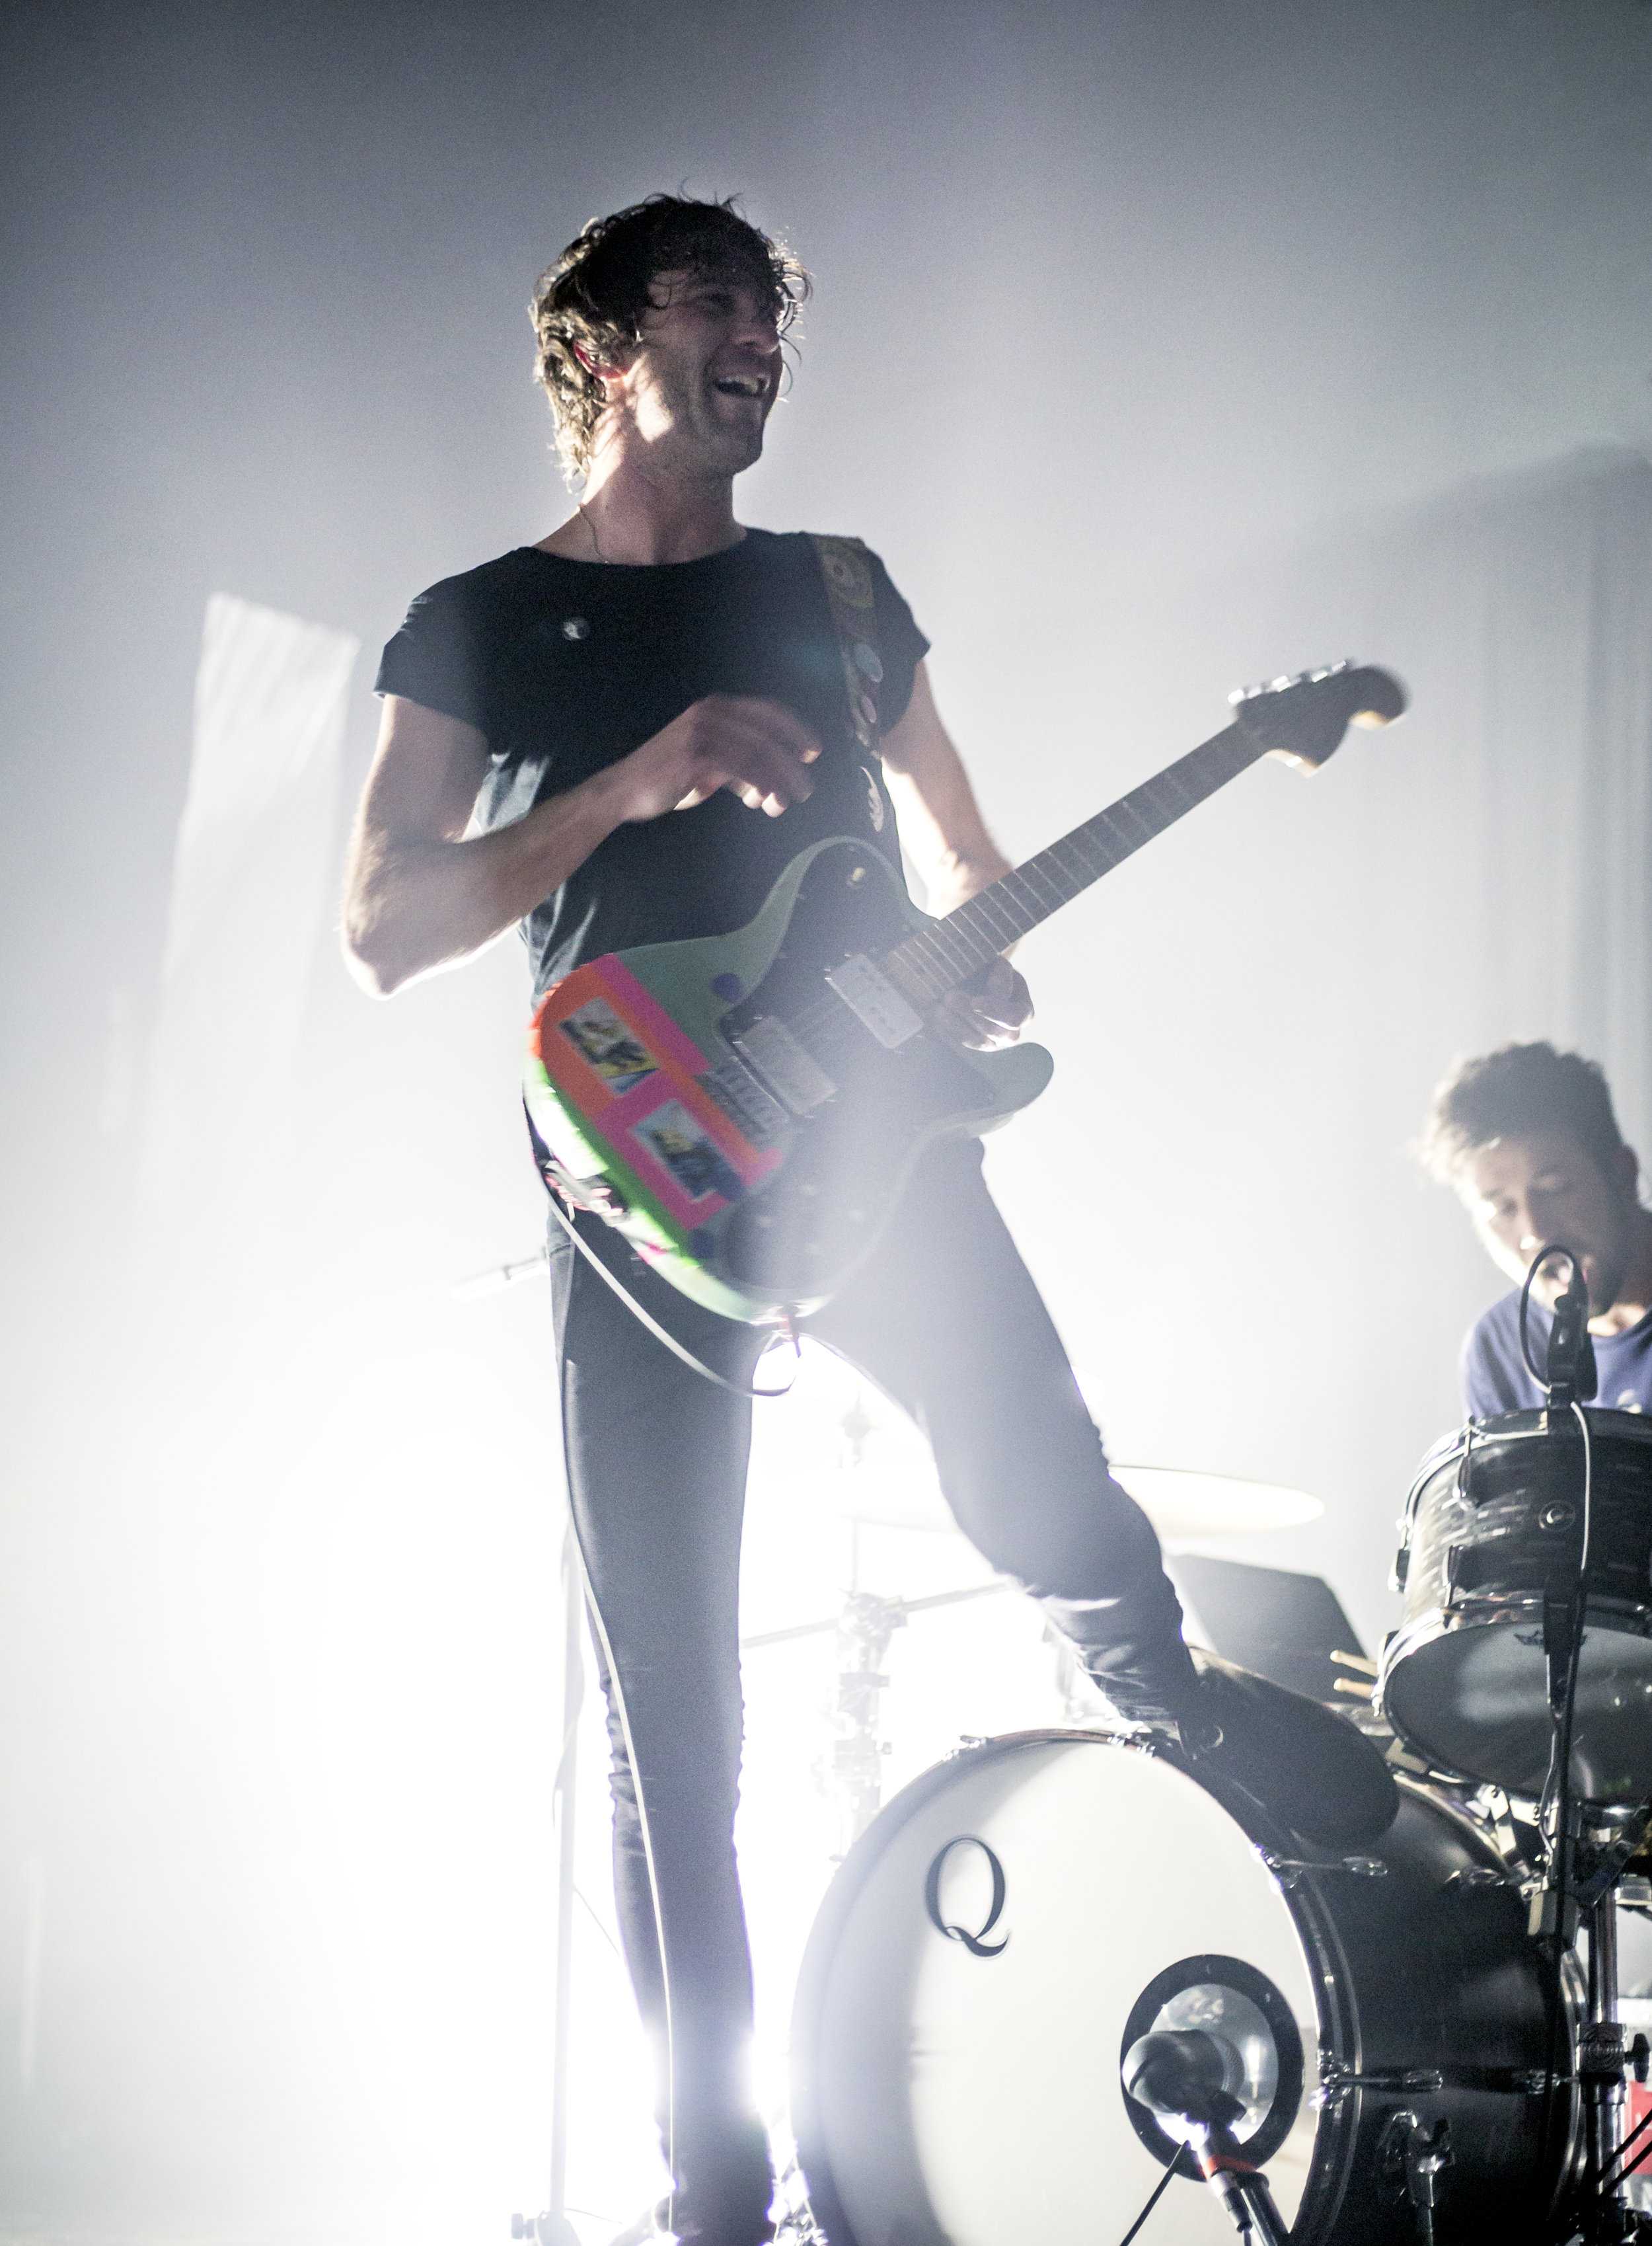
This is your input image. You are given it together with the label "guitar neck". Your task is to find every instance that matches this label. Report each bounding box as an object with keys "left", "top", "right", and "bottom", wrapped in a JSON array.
[{"left": 886, "top": 720, "right": 1267, "bottom": 996}]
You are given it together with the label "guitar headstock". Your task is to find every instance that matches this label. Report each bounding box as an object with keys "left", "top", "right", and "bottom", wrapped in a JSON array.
[{"left": 1230, "top": 661, "right": 1408, "bottom": 772}]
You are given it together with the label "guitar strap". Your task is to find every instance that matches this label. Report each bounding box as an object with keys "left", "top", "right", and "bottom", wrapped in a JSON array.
[{"left": 809, "top": 533, "right": 885, "bottom": 751}]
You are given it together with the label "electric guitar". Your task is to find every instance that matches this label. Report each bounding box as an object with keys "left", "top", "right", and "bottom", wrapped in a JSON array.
[{"left": 523, "top": 662, "right": 1406, "bottom": 1323}]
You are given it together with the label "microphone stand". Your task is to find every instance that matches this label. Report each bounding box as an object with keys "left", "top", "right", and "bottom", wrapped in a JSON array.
[
  {"left": 1123, "top": 2032, "right": 1291, "bottom": 2243},
  {"left": 1523, "top": 1247, "right": 1638, "bottom": 2241},
  {"left": 1179, "top": 2118, "right": 1292, "bottom": 2245}
]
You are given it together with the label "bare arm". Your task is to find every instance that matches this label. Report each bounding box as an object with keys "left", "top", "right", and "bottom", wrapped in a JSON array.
[
  {"left": 342, "top": 691, "right": 820, "bottom": 997},
  {"left": 878, "top": 660, "right": 1013, "bottom": 913},
  {"left": 878, "top": 660, "right": 1031, "bottom": 1048}
]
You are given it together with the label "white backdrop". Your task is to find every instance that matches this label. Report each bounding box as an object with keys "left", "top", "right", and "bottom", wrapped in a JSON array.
[{"left": 5, "top": 2, "right": 1652, "bottom": 2239}]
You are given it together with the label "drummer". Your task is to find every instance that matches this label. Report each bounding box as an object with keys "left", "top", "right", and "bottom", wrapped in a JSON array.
[{"left": 1419, "top": 1040, "right": 1652, "bottom": 1415}]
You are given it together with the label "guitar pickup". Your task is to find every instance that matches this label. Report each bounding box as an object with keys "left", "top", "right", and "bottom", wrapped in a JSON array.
[
  {"left": 730, "top": 1016, "right": 837, "bottom": 1116},
  {"left": 824, "top": 952, "right": 924, "bottom": 1049}
]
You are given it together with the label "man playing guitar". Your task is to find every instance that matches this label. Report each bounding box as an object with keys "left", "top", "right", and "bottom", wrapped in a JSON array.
[{"left": 344, "top": 195, "right": 1390, "bottom": 2246}]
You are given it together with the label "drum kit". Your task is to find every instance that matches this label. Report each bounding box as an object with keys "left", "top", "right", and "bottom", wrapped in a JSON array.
[{"left": 779, "top": 1402, "right": 1652, "bottom": 2246}]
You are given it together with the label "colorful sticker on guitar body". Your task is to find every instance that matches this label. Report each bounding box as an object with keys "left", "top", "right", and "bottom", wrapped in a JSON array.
[
  {"left": 529, "top": 954, "right": 782, "bottom": 1234},
  {"left": 630, "top": 1101, "right": 745, "bottom": 1210},
  {"left": 558, "top": 997, "right": 659, "bottom": 1093}
]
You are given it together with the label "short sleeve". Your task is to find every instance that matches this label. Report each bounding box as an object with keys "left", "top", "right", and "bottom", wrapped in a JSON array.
[
  {"left": 1460, "top": 1324, "right": 1503, "bottom": 1418},
  {"left": 374, "top": 575, "right": 493, "bottom": 735},
  {"left": 864, "top": 547, "right": 930, "bottom": 734},
  {"left": 1460, "top": 1299, "right": 1534, "bottom": 1417}
]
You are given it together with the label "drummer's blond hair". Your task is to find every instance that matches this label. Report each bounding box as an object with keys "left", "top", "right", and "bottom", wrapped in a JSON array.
[{"left": 1418, "top": 1042, "right": 1629, "bottom": 1186}]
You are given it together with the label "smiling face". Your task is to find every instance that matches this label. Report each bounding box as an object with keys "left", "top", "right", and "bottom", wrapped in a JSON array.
[
  {"left": 1459, "top": 1127, "right": 1641, "bottom": 1313},
  {"left": 609, "top": 267, "right": 782, "bottom": 478}
]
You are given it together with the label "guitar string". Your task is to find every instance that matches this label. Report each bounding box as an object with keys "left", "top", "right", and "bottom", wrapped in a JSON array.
[
  {"left": 743, "top": 789, "right": 1219, "bottom": 1086},
  {"left": 774, "top": 766, "right": 1204, "bottom": 1042},
  {"left": 610, "top": 730, "right": 1261, "bottom": 1184},
  {"left": 809, "top": 730, "right": 1242, "bottom": 1023},
  {"left": 745, "top": 736, "right": 1255, "bottom": 1071}
]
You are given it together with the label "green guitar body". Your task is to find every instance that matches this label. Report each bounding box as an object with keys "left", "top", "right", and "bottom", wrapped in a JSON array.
[{"left": 525, "top": 837, "right": 1053, "bottom": 1324}]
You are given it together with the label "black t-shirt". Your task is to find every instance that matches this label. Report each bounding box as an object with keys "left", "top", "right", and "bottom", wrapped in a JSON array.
[{"left": 374, "top": 530, "right": 930, "bottom": 996}]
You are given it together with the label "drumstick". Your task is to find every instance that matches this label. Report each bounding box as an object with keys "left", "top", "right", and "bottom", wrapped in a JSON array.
[{"left": 1331, "top": 1648, "right": 1379, "bottom": 1677}]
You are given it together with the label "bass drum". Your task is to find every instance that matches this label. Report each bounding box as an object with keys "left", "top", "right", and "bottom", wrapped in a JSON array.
[{"left": 792, "top": 1731, "right": 1572, "bottom": 2246}]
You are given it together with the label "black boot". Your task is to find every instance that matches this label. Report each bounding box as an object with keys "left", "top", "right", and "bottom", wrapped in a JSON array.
[{"left": 1096, "top": 1647, "right": 1398, "bottom": 1851}]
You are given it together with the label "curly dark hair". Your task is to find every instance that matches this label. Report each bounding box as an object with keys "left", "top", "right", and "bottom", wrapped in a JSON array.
[
  {"left": 529, "top": 194, "right": 808, "bottom": 478},
  {"left": 1417, "top": 1041, "right": 1629, "bottom": 1185}
]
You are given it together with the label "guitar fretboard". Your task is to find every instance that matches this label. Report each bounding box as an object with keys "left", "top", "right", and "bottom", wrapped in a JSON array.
[{"left": 886, "top": 720, "right": 1265, "bottom": 998}]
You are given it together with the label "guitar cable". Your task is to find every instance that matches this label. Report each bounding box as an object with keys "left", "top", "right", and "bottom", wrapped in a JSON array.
[{"left": 529, "top": 1106, "right": 802, "bottom": 1401}]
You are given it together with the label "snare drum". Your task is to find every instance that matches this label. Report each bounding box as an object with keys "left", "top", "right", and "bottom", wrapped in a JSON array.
[
  {"left": 1379, "top": 1409, "right": 1652, "bottom": 1802},
  {"left": 792, "top": 1730, "right": 1572, "bottom": 2246}
]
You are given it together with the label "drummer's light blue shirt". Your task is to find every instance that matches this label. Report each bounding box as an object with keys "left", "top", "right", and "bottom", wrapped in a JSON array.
[{"left": 1462, "top": 1292, "right": 1652, "bottom": 1418}]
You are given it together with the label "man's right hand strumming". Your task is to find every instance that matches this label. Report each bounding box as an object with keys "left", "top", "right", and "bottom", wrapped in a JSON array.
[
  {"left": 342, "top": 689, "right": 821, "bottom": 998},
  {"left": 615, "top": 693, "right": 821, "bottom": 821}
]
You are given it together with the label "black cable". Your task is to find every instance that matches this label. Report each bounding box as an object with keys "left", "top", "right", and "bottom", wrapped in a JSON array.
[
  {"left": 1610, "top": 2130, "right": 1652, "bottom": 2190},
  {"left": 1602, "top": 2101, "right": 1652, "bottom": 2189},
  {"left": 1115, "top": 2150, "right": 1193, "bottom": 2246}
]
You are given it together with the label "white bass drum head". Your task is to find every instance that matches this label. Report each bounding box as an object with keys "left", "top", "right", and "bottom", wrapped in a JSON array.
[{"left": 792, "top": 1731, "right": 1322, "bottom": 2246}]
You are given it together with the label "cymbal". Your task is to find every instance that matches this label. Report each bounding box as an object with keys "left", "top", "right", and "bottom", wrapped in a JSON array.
[
  {"left": 1110, "top": 1465, "right": 1323, "bottom": 1539},
  {"left": 772, "top": 1459, "right": 1323, "bottom": 1539}
]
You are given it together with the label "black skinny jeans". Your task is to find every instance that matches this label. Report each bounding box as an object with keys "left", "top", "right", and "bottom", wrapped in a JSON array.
[{"left": 547, "top": 1140, "right": 1191, "bottom": 2243}]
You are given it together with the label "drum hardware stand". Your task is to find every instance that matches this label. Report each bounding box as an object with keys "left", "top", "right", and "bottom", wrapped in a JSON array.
[
  {"left": 827, "top": 1590, "right": 906, "bottom": 1852},
  {"left": 1517, "top": 1251, "right": 1618, "bottom": 2242},
  {"left": 510, "top": 1524, "right": 587, "bottom": 2246},
  {"left": 745, "top": 1568, "right": 1016, "bottom": 1852},
  {"left": 1564, "top": 1886, "right": 1648, "bottom": 2243},
  {"left": 1379, "top": 2111, "right": 1455, "bottom": 2246}
]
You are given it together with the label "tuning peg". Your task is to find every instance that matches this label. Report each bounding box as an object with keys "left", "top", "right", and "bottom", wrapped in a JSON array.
[{"left": 1230, "top": 658, "right": 1353, "bottom": 710}]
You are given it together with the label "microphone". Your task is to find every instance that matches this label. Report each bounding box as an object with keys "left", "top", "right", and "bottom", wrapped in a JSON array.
[
  {"left": 1545, "top": 1258, "right": 1598, "bottom": 1407},
  {"left": 1123, "top": 2029, "right": 1247, "bottom": 2129},
  {"left": 1123, "top": 2029, "right": 1291, "bottom": 2245}
]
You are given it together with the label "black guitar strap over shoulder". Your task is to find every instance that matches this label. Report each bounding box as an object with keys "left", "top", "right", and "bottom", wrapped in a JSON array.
[{"left": 809, "top": 533, "right": 885, "bottom": 752}]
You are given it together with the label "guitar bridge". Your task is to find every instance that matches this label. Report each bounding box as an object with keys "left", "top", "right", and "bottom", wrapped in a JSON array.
[
  {"left": 730, "top": 1015, "right": 837, "bottom": 1116},
  {"left": 702, "top": 1057, "right": 788, "bottom": 1146}
]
